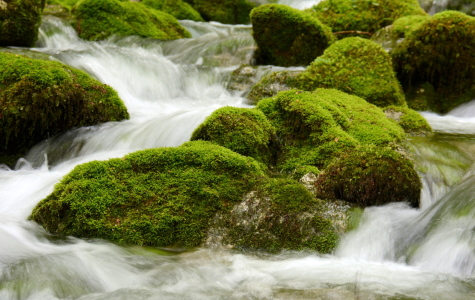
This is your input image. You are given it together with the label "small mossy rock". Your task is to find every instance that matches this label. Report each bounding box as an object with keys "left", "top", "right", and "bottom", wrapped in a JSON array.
[
  {"left": 0, "top": 0, "right": 46, "bottom": 47},
  {"left": 183, "top": 0, "right": 256, "bottom": 24},
  {"left": 384, "top": 105, "right": 432, "bottom": 136},
  {"left": 256, "top": 89, "right": 405, "bottom": 173},
  {"left": 0, "top": 52, "right": 129, "bottom": 163},
  {"left": 190, "top": 106, "right": 278, "bottom": 166},
  {"left": 227, "top": 64, "right": 258, "bottom": 92},
  {"left": 316, "top": 146, "right": 421, "bottom": 207},
  {"left": 391, "top": 11, "right": 475, "bottom": 114},
  {"left": 307, "top": 0, "right": 426, "bottom": 38},
  {"left": 43, "top": 0, "right": 80, "bottom": 18},
  {"left": 71, "top": 0, "right": 191, "bottom": 41},
  {"left": 297, "top": 37, "right": 406, "bottom": 108},
  {"left": 29, "top": 141, "right": 265, "bottom": 247},
  {"left": 206, "top": 178, "right": 339, "bottom": 253},
  {"left": 250, "top": 4, "right": 335, "bottom": 67},
  {"left": 141, "top": 0, "right": 204, "bottom": 22},
  {"left": 247, "top": 70, "right": 302, "bottom": 104}
]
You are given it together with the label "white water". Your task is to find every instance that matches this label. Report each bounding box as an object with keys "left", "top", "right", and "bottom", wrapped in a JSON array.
[{"left": 2, "top": 11, "right": 475, "bottom": 299}]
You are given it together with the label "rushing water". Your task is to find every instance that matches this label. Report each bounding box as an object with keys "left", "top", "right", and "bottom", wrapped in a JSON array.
[{"left": 2, "top": 3, "right": 475, "bottom": 299}]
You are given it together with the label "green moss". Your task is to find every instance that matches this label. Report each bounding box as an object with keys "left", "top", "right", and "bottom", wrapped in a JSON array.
[
  {"left": 209, "top": 178, "right": 339, "bottom": 253},
  {"left": 391, "top": 11, "right": 475, "bottom": 113},
  {"left": 250, "top": 4, "right": 335, "bottom": 66},
  {"left": 183, "top": 0, "right": 256, "bottom": 24},
  {"left": 0, "top": 52, "right": 129, "bottom": 163},
  {"left": 392, "top": 15, "right": 429, "bottom": 36},
  {"left": 384, "top": 105, "right": 432, "bottom": 136},
  {"left": 308, "top": 0, "right": 426, "bottom": 38},
  {"left": 0, "top": 0, "right": 46, "bottom": 47},
  {"left": 141, "top": 0, "right": 203, "bottom": 22},
  {"left": 190, "top": 106, "right": 278, "bottom": 166},
  {"left": 71, "top": 0, "right": 191, "bottom": 41},
  {"left": 297, "top": 37, "right": 406, "bottom": 108},
  {"left": 316, "top": 146, "right": 421, "bottom": 207},
  {"left": 29, "top": 141, "right": 265, "bottom": 247},
  {"left": 256, "top": 89, "right": 405, "bottom": 173},
  {"left": 247, "top": 70, "right": 302, "bottom": 104}
]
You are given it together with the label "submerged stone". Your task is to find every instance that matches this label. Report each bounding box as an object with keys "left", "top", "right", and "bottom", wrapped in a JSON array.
[
  {"left": 0, "top": 52, "right": 129, "bottom": 165},
  {"left": 0, "top": 0, "right": 46, "bottom": 47},
  {"left": 250, "top": 4, "right": 335, "bottom": 67},
  {"left": 71, "top": 0, "right": 191, "bottom": 41}
]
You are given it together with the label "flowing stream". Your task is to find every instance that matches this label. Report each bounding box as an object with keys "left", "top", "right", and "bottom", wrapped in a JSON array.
[{"left": 2, "top": 1, "right": 475, "bottom": 298}]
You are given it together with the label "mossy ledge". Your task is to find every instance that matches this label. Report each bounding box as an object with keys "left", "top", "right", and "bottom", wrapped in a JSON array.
[
  {"left": 0, "top": 52, "right": 129, "bottom": 164},
  {"left": 71, "top": 0, "right": 191, "bottom": 41},
  {"left": 250, "top": 4, "right": 335, "bottom": 67}
]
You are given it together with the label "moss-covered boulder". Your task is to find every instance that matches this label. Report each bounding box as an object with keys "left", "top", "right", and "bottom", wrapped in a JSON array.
[
  {"left": 391, "top": 11, "right": 475, "bottom": 113},
  {"left": 183, "top": 0, "right": 256, "bottom": 24},
  {"left": 0, "top": 52, "right": 129, "bottom": 165},
  {"left": 307, "top": 0, "right": 426, "bottom": 38},
  {"left": 141, "top": 0, "right": 203, "bottom": 22},
  {"left": 316, "top": 146, "right": 421, "bottom": 207},
  {"left": 250, "top": 4, "right": 335, "bottom": 67},
  {"left": 247, "top": 70, "right": 302, "bottom": 104},
  {"left": 207, "top": 178, "right": 339, "bottom": 253},
  {"left": 71, "top": 0, "right": 191, "bottom": 41},
  {"left": 384, "top": 105, "right": 432, "bottom": 136},
  {"left": 297, "top": 37, "right": 406, "bottom": 108},
  {"left": 256, "top": 89, "right": 406, "bottom": 173},
  {"left": 190, "top": 107, "right": 278, "bottom": 166},
  {"left": 0, "top": 0, "right": 46, "bottom": 47}
]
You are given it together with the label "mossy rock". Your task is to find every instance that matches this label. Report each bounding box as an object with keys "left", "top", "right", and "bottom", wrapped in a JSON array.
[
  {"left": 183, "top": 0, "right": 256, "bottom": 24},
  {"left": 297, "top": 37, "right": 406, "bottom": 108},
  {"left": 256, "top": 89, "right": 406, "bottom": 173},
  {"left": 0, "top": 52, "right": 129, "bottom": 164},
  {"left": 71, "top": 0, "right": 191, "bottom": 41},
  {"left": 30, "top": 141, "right": 266, "bottom": 247},
  {"left": 250, "top": 4, "right": 335, "bottom": 67},
  {"left": 247, "top": 70, "right": 302, "bottom": 104},
  {"left": 227, "top": 64, "right": 258, "bottom": 92},
  {"left": 141, "top": 0, "right": 204, "bottom": 22},
  {"left": 43, "top": 0, "right": 80, "bottom": 18},
  {"left": 421, "top": 0, "right": 475, "bottom": 16},
  {"left": 316, "top": 146, "right": 421, "bottom": 207},
  {"left": 307, "top": 0, "right": 426, "bottom": 38},
  {"left": 384, "top": 105, "right": 432, "bottom": 136},
  {"left": 207, "top": 178, "right": 339, "bottom": 253},
  {"left": 190, "top": 106, "right": 278, "bottom": 166},
  {"left": 391, "top": 11, "right": 475, "bottom": 114},
  {"left": 0, "top": 0, "right": 46, "bottom": 47}
]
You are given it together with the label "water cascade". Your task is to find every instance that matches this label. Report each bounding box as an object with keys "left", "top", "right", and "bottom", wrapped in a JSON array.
[{"left": 2, "top": 3, "right": 475, "bottom": 298}]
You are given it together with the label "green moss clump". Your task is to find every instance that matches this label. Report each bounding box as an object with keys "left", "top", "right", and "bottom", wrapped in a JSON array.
[
  {"left": 256, "top": 89, "right": 405, "bottom": 173},
  {"left": 250, "top": 4, "right": 335, "bottom": 67},
  {"left": 190, "top": 107, "right": 278, "bottom": 166},
  {"left": 141, "top": 0, "right": 203, "bottom": 22},
  {"left": 297, "top": 37, "right": 406, "bottom": 108},
  {"left": 247, "top": 70, "right": 302, "bottom": 104},
  {"left": 209, "top": 178, "right": 339, "bottom": 253},
  {"left": 0, "top": 52, "right": 129, "bottom": 163},
  {"left": 308, "top": 0, "right": 426, "bottom": 38},
  {"left": 183, "top": 0, "right": 256, "bottom": 24},
  {"left": 316, "top": 146, "right": 421, "bottom": 207},
  {"left": 0, "top": 0, "right": 46, "bottom": 47},
  {"left": 71, "top": 0, "right": 191, "bottom": 41},
  {"left": 29, "top": 141, "right": 265, "bottom": 247},
  {"left": 384, "top": 105, "right": 432, "bottom": 136},
  {"left": 391, "top": 11, "right": 475, "bottom": 114}
]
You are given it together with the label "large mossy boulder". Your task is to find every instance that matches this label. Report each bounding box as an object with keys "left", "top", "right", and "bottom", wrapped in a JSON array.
[
  {"left": 0, "top": 52, "right": 129, "bottom": 165},
  {"left": 316, "top": 146, "right": 421, "bottom": 207},
  {"left": 183, "top": 0, "right": 256, "bottom": 24},
  {"left": 307, "top": 0, "right": 426, "bottom": 38},
  {"left": 297, "top": 37, "right": 406, "bottom": 108},
  {"left": 250, "top": 4, "right": 335, "bottom": 67},
  {"left": 190, "top": 107, "right": 278, "bottom": 166},
  {"left": 0, "top": 0, "right": 46, "bottom": 47},
  {"left": 141, "top": 0, "right": 204, "bottom": 22},
  {"left": 256, "top": 89, "right": 406, "bottom": 173},
  {"left": 391, "top": 11, "right": 475, "bottom": 113},
  {"left": 30, "top": 141, "right": 341, "bottom": 252},
  {"left": 71, "top": 0, "right": 191, "bottom": 41}
]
